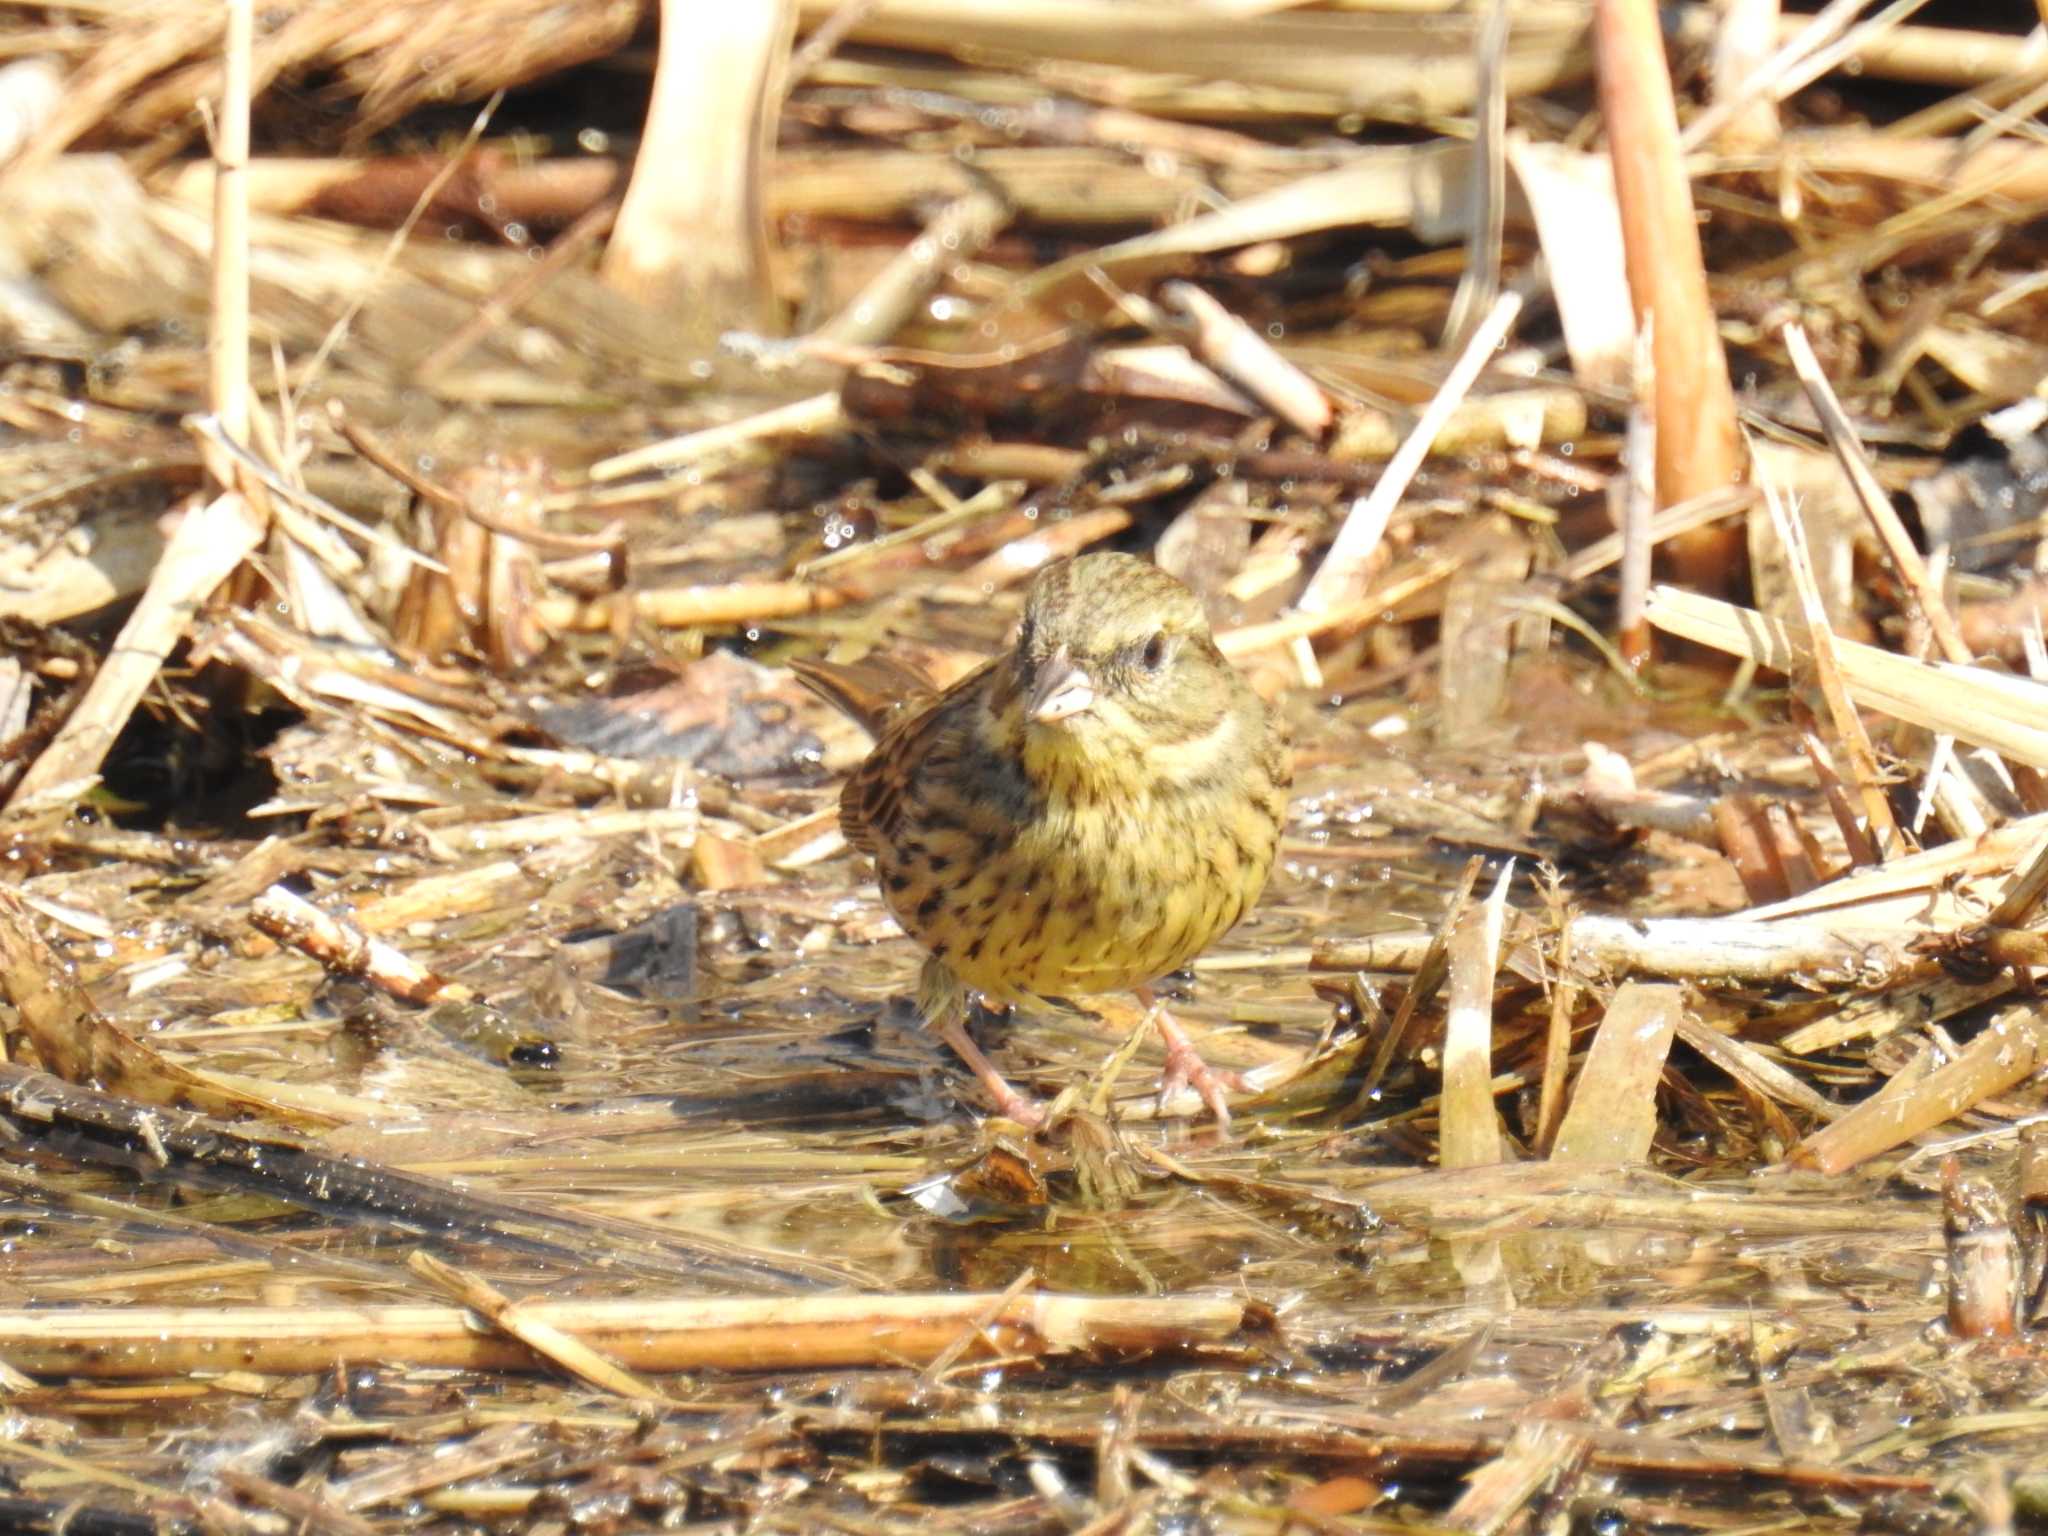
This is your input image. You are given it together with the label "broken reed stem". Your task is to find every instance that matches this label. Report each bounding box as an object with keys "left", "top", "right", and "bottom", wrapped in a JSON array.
[
  {"left": 1439, "top": 861, "right": 1514, "bottom": 1170},
  {"left": 1440, "top": 0, "right": 1508, "bottom": 353},
  {"left": 407, "top": 1251, "right": 674, "bottom": 1404},
  {"left": 207, "top": 0, "right": 251, "bottom": 459},
  {"left": 1550, "top": 983, "right": 1679, "bottom": 1163},
  {"left": 602, "top": 0, "right": 788, "bottom": 336},
  {"left": 1681, "top": 0, "right": 1868, "bottom": 151},
  {"left": 535, "top": 577, "right": 850, "bottom": 632},
  {"left": 1759, "top": 479, "right": 1904, "bottom": 861},
  {"left": 1792, "top": 1006, "right": 2048, "bottom": 1174},
  {"left": 1534, "top": 922, "right": 1575, "bottom": 1155},
  {"left": 1644, "top": 585, "right": 2048, "bottom": 766},
  {"left": 587, "top": 391, "right": 845, "bottom": 483},
  {"left": 1349, "top": 856, "right": 1485, "bottom": 1110},
  {"left": 8, "top": 494, "right": 266, "bottom": 807},
  {"left": 250, "top": 884, "right": 481, "bottom": 1007},
  {"left": 919, "top": 1267, "right": 1037, "bottom": 1390},
  {"left": 1154, "top": 280, "right": 1332, "bottom": 438},
  {"left": 1704, "top": 0, "right": 1784, "bottom": 153},
  {"left": 1801, "top": 729, "right": 1879, "bottom": 868},
  {"left": 1942, "top": 1159, "right": 2021, "bottom": 1338},
  {"left": 788, "top": 0, "right": 878, "bottom": 86},
  {"left": 812, "top": 187, "right": 1010, "bottom": 350}
]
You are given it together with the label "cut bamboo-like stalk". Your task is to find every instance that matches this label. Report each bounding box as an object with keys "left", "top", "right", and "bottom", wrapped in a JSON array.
[
  {"left": 0, "top": 1293, "right": 1249, "bottom": 1379},
  {"left": 603, "top": 0, "right": 790, "bottom": 339}
]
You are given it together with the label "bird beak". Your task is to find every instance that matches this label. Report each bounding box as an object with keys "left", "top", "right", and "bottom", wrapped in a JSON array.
[{"left": 1028, "top": 647, "right": 1095, "bottom": 724}]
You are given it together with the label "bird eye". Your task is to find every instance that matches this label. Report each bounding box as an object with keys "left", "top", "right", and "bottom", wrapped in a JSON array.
[{"left": 1140, "top": 631, "right": 1169, "bottom": 671}]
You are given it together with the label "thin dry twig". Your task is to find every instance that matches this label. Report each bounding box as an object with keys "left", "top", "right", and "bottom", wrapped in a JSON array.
[
  {"left": 1294, "top": 290, "right": 1523, "bottom": 682},
  {"left": 207, "top": 0, "right": 252, "bottom": 455},
  {"left": 1780, "top": 321, "right": 1971, "bottom": 665}
]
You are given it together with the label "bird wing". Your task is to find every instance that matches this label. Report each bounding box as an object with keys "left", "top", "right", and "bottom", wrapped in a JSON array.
[
  {"left": 794, "top": 655, "right": 1002, "bottom": 861},
  {"left": 838, "top": 669, "right": 990, "bottom": 859}
]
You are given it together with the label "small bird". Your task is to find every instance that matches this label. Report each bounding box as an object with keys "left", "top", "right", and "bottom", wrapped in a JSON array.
[{"left": 794, "top": 552, "right": 1290, "bottom": 1128}]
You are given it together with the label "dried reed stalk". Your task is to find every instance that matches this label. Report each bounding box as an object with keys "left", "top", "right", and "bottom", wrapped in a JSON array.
[
  {"left": 588, "top": 392, "right": 845, "bottom": 483},
  {"left": 811, "top": 187, "right": 1009, "bottom": 350},
  {"left": 1645, "top": 587, "right": 2048, "bottom": 769},
  {"left": 535, "top": 579, "right": 851, "bottom": 634},
  {"left": 793, "top": 0, "right": 1592, "bottom": 117},
  {"left": 1618, "top": 320, "right": 1655, "bottom": 666},
  {"left": 1596, "top": 0, "right": 1744, "bottom": 589},
  {"left": 1565, "top": 913, "right": 1906, "bottom": 983},
  {"left": 1780, "top": 322, "right": 1968, "bottom": 665},
  {"left": 0, "top": 1293, "right": 1249, "bottom": 1379},
  {"left": 0, "top": 891, "right": 333, "bottom": 1128},
  {"left": 408, "top": 1252, "right": 674, "bottom": 1404}
]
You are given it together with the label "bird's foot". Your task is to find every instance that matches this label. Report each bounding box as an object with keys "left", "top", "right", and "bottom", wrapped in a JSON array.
[
  {"left": 935, "top": 1014, "right": 1046, "bottom": 1129},
  {"left": 1141, "top": 992, "right": 1244, "bottom": 1131},
  {"left": 981, "top": 1080, "right": 1047, "bottom": 1131}
]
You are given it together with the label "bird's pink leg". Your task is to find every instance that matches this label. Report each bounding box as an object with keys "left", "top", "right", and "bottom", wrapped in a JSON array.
[
  {"left": 933, "top": 1014, "right": 1046, "bottom": 1128},
  {"left": 1138, "top": 986, "right": 1245, "bottom": 1129}
]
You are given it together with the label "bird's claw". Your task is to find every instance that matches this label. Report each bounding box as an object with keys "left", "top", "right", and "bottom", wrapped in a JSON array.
[{"left": 1156, "top": 1036, "right": 1245, "bottom": 1130}]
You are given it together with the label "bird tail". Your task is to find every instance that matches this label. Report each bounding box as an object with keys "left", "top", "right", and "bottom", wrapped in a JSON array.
[{"left": 789, "top": 655, "right": 939, "bottom": 739}]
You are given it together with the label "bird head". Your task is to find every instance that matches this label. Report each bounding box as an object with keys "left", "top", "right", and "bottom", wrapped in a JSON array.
[{"left": 1002, "top": 553, "right": 1245, "bottom": 785}]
